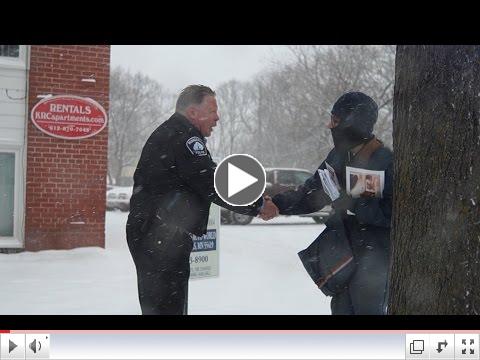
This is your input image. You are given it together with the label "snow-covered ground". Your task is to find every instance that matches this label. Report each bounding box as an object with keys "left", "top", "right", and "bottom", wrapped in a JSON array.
[{"left": 0, "top": 212, "right": 330, "bottom": 314}]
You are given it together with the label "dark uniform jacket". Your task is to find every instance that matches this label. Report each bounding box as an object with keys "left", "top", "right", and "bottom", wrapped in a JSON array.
[{"left": 128, "top": 112, "right": 262, "bottom": 236}]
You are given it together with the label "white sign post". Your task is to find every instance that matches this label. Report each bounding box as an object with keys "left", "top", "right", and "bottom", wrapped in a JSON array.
[{"left": 189, "top": 204, "right": 220, "bottom": 279}]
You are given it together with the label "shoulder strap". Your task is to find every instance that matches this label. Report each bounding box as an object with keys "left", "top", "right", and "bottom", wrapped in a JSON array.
[{"left": 351, "top": 137, "right": 383, "bottom": 167}]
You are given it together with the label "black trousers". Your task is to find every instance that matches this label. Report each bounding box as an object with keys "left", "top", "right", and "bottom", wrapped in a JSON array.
[
  {"left": 330, "top": 247, "right": 389, "bottom": 315},
  {"left": 126, "top": 216, "right": 193, "bottom": 315}
]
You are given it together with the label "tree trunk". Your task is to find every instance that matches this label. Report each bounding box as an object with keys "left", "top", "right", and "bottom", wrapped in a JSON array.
[
  {"left": 114, "top": 165, "right": 123, "bottom": 187},
  {"left": 389, "top": 45, "right": 480, "bottom": 314},
  {"left": 107, "top": 171, "right": 113, "bottom": 186}
]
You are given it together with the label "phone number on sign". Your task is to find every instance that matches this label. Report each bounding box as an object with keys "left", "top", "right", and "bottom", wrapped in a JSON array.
[
  {"left": 190, "top": 255, "right": 209, "bottom": 264},
  {"left": 48, "top": 125, "right": 91, "bottom": 133}
]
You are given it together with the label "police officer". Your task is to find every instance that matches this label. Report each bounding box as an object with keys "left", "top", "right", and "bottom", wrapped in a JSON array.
[
  {"left": 126, "top": 85, "right": 275, "bottom": 315},
  {"left": 264, "top": 92, "right": 393, "bottom": 315}
]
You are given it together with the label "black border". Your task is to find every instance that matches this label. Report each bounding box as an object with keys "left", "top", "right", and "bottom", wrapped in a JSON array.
[
  {"left": 1, "top": 315, "right": 480, "bottom": 330},
  {"left": 5, "top": 4, "right": 480, "bottom": 45},
  {"left": 3, "top": 6, "right": 480, "bottom": 332}
]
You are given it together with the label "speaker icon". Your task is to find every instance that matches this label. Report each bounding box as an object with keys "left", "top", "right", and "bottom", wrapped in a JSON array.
[{"left": 29, "top": 338, "right": 42, "bottom": 353}]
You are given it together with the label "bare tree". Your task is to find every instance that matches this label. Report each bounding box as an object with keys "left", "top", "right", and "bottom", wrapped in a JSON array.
[
  {"left": 210, "top": 80, "right": 255, "bottom": 160},
  {"left": 209, "top": 46, "right": 396, "bottom": 173},
  {"left": 287, "top": 45, "right": 396, "bottom": 150},
  {"left": 389, "top": 45, "right": 480, "bottom": 314},
  {"left": 108, "top": 67, "right": 174, "bottom": 185},
  {"left": 236, "top": 45, "right": 396, "bottom": 171}
]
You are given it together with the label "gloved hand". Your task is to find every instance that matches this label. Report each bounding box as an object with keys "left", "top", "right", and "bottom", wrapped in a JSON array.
[
  {"left": 332, "top": 190, "right": 355, "bottom": 212},
  {"left": 359, "top": 190, "right": 376, "bottom": 198}
]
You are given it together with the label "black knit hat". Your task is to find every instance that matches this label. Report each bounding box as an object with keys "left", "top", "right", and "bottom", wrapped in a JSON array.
[{"left": 331, "top": 92, "right": 378, "bottom": 139}]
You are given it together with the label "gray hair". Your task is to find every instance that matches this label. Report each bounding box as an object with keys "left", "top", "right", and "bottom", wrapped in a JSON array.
[{"left": 175, "top": 85, "right": 216, "bottom": 113}]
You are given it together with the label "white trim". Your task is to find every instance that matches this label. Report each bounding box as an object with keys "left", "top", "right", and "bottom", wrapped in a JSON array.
[
  {"left": 0, "top": 46, "right": 28, "bottom": 248},
  {"left": 0, "top": 45, "right": 28, "bottom": 70},
  {"left": 265, "top": 167, "right": 311, "bottom": 173},
  {"left": 25, "top": 45, "right": 30, "bottom": 71},
  {"left": 0, "top": 144, "right": 24, "bottom": 248},
  {"left": 21, "top": 46, "right": 29, "bottom": 247}
]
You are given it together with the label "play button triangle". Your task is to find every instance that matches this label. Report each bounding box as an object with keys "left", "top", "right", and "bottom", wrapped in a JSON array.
[
  {"left": 228, "top": 162, "right": 258, "bottom": 197},
  {"left": 9, "top": 339, "right": 17, "bottom": 353}
]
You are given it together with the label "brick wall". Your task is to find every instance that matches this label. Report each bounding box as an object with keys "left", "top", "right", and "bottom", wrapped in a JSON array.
[{"left": 25, "top": 45, "right": 110, "bottom": 251}]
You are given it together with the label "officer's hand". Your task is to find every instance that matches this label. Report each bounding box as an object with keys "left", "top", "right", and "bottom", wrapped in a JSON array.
[{"left": 259, "top": 196, "right": 279, "bottom": 221}]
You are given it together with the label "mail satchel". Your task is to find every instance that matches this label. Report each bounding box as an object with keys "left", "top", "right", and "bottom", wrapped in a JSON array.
[{"left": 297, "top": 215, "right": 356, "bottom": 296}]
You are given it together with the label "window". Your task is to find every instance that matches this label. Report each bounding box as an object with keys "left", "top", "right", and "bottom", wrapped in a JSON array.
[
  {"left": 0, "top": 45, "right": 27, "bottom": 69},
  {"left": 0, "top": 153, "right": 15, "bottom": 236},
  {"left": 266, "top": 171, "right": 274, "bottom": 184},
  {"left": 276, "top": 171, "right": 297, "bottom": 185},
  {"left": 0, "top": 45, "right": 20, "bottom": 58},
  {"left": 277, "top": 170, "right": 312, "bottom": 186},
  {"left": 293, "top": 171, "right": 312, "bottom": 185},
  {"left": 0, "top": 145, "right": 24, "bottom": 247}
]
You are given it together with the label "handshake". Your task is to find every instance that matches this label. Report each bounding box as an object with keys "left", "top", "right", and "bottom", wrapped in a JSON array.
[{"left": 258, "top": 195, "right": 280, "bottom": 221}]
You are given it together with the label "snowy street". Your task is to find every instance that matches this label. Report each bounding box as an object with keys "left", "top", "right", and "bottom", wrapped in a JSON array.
[{"left": 0, "top": 212, "right": 330, "bottom": 315}]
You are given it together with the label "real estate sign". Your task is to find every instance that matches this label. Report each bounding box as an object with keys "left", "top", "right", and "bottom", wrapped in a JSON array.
[{"left": 189, "top": 204, "right": 220, "bottom": 279}]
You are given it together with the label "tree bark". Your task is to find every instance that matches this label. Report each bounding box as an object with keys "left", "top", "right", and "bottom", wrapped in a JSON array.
[{"left": 389, "top": 45, "right": 480, "bottom": 314}]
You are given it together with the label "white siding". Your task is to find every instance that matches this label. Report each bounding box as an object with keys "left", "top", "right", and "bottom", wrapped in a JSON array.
[
  {"left": 0, "top": 53, "right": 28, "bottom": 145},
  {"left": 0, "top": 45, "right": 28, "bottom": 248}
]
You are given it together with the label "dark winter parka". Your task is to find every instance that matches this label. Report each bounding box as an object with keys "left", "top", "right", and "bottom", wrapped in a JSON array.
[
  {"left": 272, "top": 91, "right": 393, "bottom": 314},
  {"left": 128, "top": 112, "right": 262, "bottom": 237},
  {"left": 272, "top": 140, "right": 393, "bottom": 314}
]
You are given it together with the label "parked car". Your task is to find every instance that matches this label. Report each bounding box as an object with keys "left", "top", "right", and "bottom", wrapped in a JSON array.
[
  {"left": 221, "top": 167, "right": 333, "bottom": 225},
  {"left": 106, "top": 186, "right": 133, "bottom": 211}
]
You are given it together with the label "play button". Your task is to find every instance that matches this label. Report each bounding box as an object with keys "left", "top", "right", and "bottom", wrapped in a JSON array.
[
  {"left": 214, "top": 154, "right": 266, "bottom": 206},
  {"left": 9, "top": 340, "right": 17, "bottom": 353},
  {"left": 1, "top": 334, "right": 26, "bottom": 359}
]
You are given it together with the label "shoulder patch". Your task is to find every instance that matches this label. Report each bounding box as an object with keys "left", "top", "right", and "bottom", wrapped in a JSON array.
[{"left": 186, "top": 136, "right": 208, "bottom": 156}]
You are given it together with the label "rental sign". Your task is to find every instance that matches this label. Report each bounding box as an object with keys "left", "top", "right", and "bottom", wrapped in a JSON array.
[{"left": 31, "top": 95, "right": 107, "bottom": 140}]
